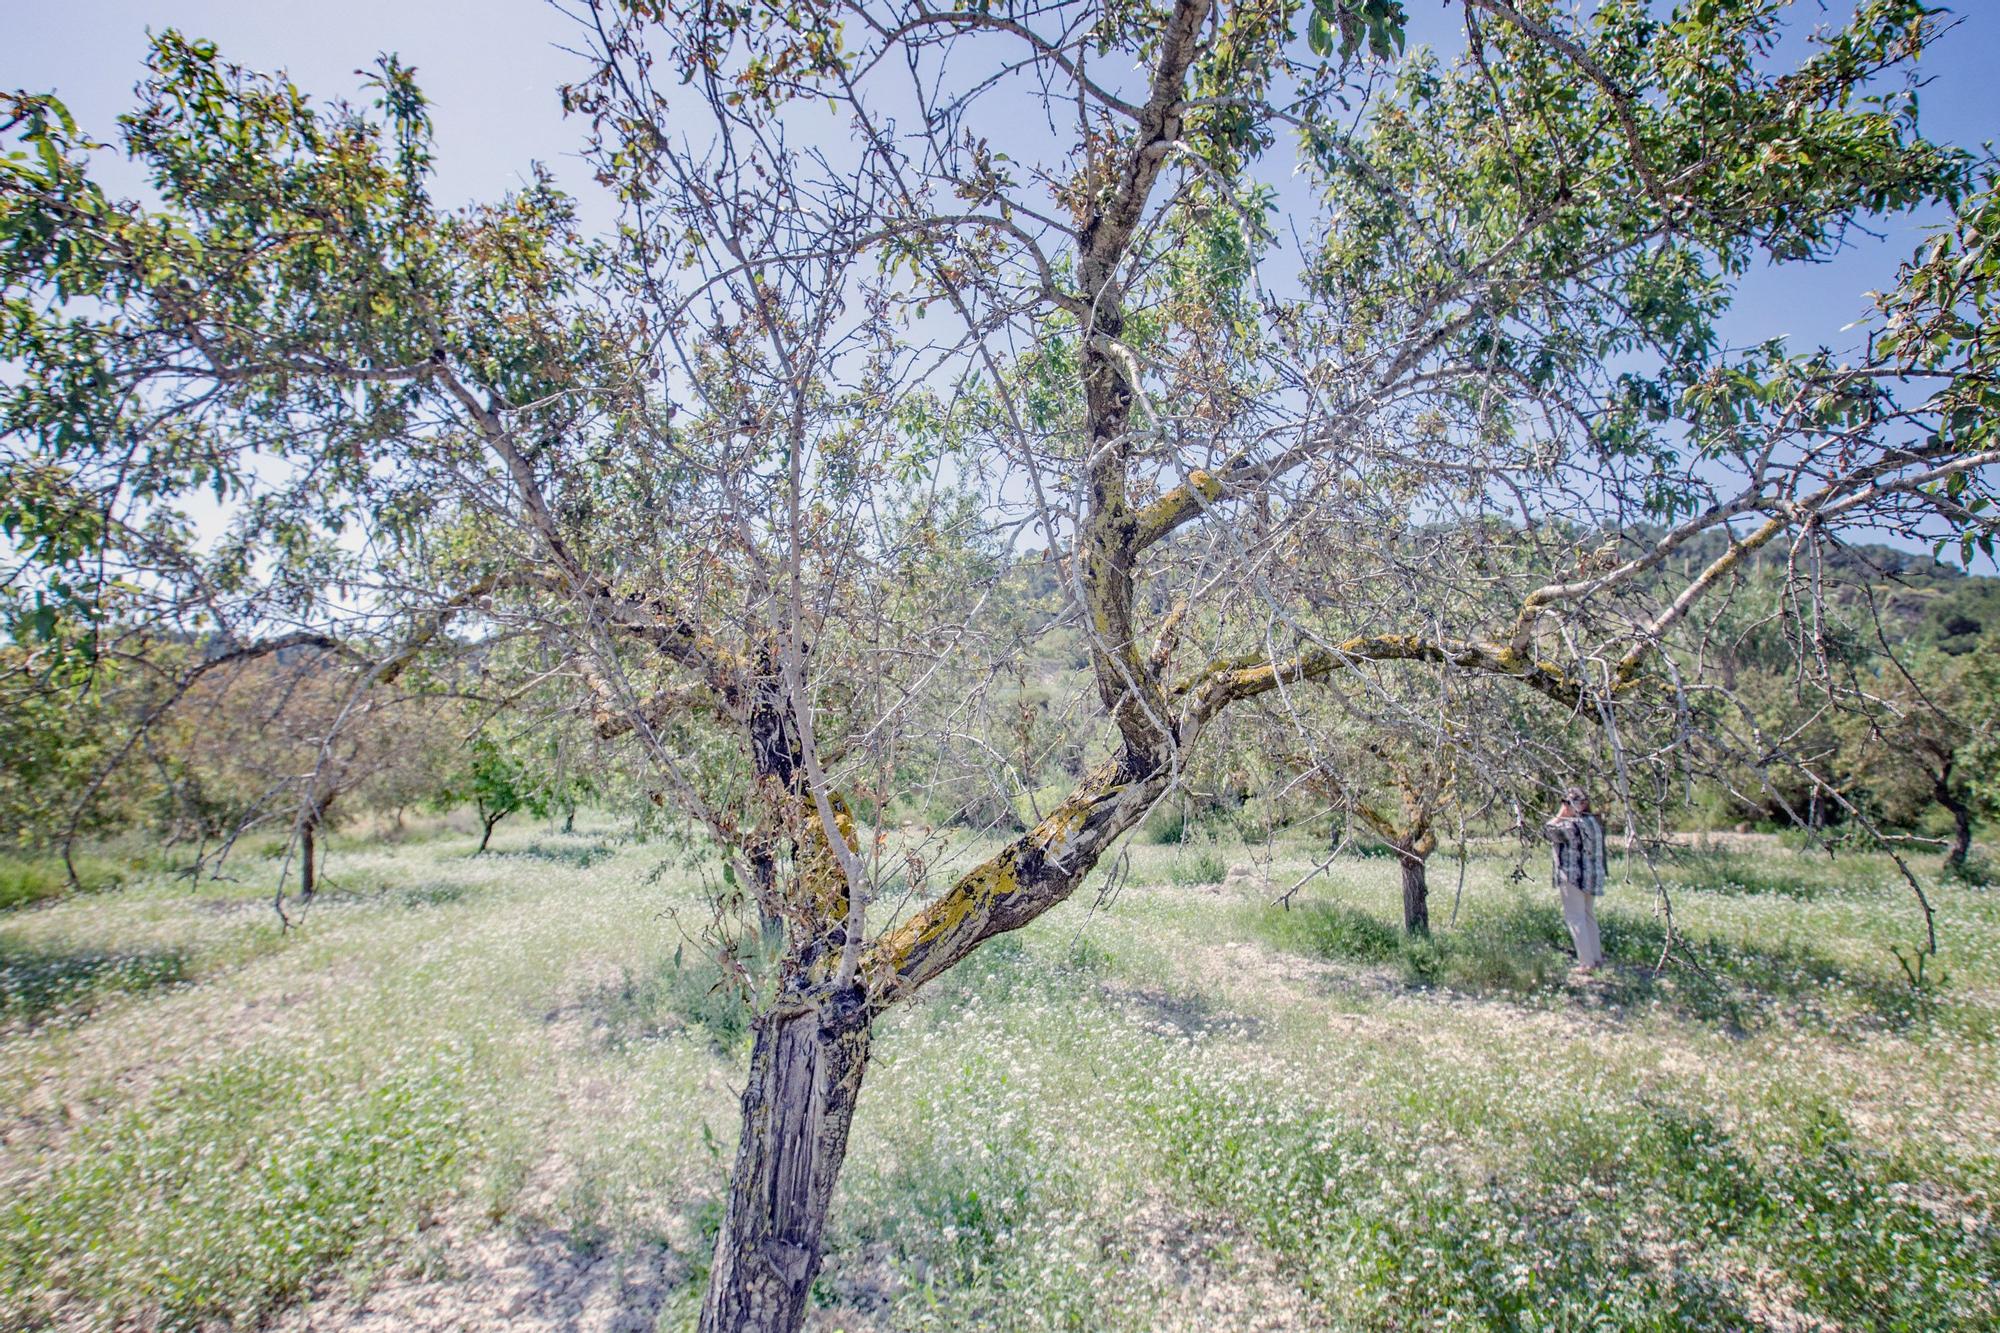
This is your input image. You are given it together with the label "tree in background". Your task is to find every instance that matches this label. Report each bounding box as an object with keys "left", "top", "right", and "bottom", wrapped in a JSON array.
[
  {"left": 1254, "top": 656, "right": 1563, "bottom": 934},
  {"left": 1849, "top": 642, "right": 2000, "bottom": 871},
  {"left": 6, "top": 3, "right": 1999, "bottom": 1328},
  {"left": 442, "top": 735, "right": 549, "bottom": 854},
  {"left": 154, "top": 649, "right": 473, "bottom": 896}
]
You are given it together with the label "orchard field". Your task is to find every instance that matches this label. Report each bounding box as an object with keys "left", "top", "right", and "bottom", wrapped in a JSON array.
[{"left": 2, "top": 821, "right": 1994, "bottom": 1332}]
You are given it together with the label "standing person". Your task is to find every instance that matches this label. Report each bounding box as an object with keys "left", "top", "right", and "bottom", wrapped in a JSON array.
[{"left": 1544, "top": 785, "right": 1606, "bottom": 971}]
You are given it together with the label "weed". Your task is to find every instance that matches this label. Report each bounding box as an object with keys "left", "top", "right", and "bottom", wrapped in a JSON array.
[
  {"left": 397, "top": 880, "right": 468, "bottom": 909},
  {"left": 0, "top": 854, "right": 123, "bottom": 911},
  {"left": 599, "top": 950, "right": 759, "bottom": 1054},
  {"left": 512, "top": 840, "right": 618, "bottom": 870},
  {"left": 1162, "top": 849, "right": 1228, "bottom": 885}
]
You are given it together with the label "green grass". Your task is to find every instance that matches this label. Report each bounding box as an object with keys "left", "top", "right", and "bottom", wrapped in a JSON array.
[
  {"left": 1245, "top": 898, "right": 1403, "bottom": 964},
  {"left": 0, "top": 853, "right": 123, "bottom": 911},
  {"left": 598, "top": 947, "right": 763, "bottom": 1055},
  {"left": 1157, "top": 847, "right": 1229, "bottom": 885},
  {"left": 0, "top": 823, "right": 1993, "bottom": 1331}
]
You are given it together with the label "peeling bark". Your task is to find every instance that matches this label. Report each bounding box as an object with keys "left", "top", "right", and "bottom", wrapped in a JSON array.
[{"left": 700, "top": 993, "right": 871, "bottom": 1333}]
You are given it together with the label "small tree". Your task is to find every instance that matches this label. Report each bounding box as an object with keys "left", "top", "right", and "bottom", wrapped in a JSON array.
[
  {"left": 1850, "top": 642, "right": 2000, "bottom": 870},
  {"left": 445, "top": 737, "right": 550, "bottom": 854},
  {"left": 1266, "top": 659, "right": 1558, "bottom": 934}
]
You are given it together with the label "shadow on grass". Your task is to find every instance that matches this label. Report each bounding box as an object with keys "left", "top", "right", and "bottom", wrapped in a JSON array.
[
  {"left": 1246, "top": 897, "right": 1932, "bottom": 1034},
  {"left": 509, "top": 840, "right": 619, "bottom": 870},
  {"left": 0, "top": 934, "right": 193, "bottom": 1029},
  {"left": 394, "top": 881, "right": 469, "bottom": 909},
  {"left": 1590, "top": 910, "right": 1938, "bottom": 1034},
  {"left": 1650, "top": 848, "right": 1862, "bottom": 901},
  {"left": 1106, "top": 982, "right": 1265, "bottom": 1041}
]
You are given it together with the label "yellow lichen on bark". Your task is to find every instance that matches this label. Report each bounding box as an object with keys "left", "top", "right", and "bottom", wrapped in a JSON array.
[
  {"left": 1174, "top": 632, "right": 1592, "bottom": 721},
  {"left": 1133, "top": 467, "right": 1225, "bottom": 549},
  {"left": 864, "top": 775, "right": 1108, "bottom": 999},
  {"left": 794, "top": 791, "right": 860, "bottom": 922}
]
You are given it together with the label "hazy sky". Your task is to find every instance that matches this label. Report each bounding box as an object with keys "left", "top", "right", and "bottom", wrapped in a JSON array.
[{"left": 6, "top": 2, "right": 1997, "bottom": 357}]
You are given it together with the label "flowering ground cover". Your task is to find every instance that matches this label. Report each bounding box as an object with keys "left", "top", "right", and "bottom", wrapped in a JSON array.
[{"left": 2, "top": 821, "right": 1994, "bottom": 1330}]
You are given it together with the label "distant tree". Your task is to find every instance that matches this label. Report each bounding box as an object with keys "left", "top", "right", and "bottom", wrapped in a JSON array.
[
  {"left": 444, "top": 737, "right": 550, "bottom": 854},
  {"left": 1334, "top": 745, "right": 1450, "bottom": 935},
  {"left": 150, "top": 650, "right": 468, "bottom": 896},
  {"left": 1918, "top": 582, "right": 2000, "bottom": 658},
  {"left": 1850, "top": 642, "right": 2000, "bottom": 870},
  {"left": 350, "top": 705, "right": 461, "bottom": 834},
  {"left": 1263, "top": 657, "right": 1560, "bottom": 934}
]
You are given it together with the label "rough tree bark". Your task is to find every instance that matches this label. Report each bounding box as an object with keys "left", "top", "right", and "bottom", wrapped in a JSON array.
[
  {"left": 701, "top": 658, "right": 864, "bottom": 1331},
  {"left": 700, "top": 991, "right": 872, "bottom": 1333},
  {"left": 299, "top": 817, "right": 319, "bottom": 902},
  {"left": 298, "top": 794, "right": 333, "bottom": 902},
  {"left": 698, "top": 753, "right": 1170, "bottom": 1328}
]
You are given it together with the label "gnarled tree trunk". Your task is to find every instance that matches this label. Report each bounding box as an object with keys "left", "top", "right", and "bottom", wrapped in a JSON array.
[{"left": 701, "top": 993, "right": 872, "bottom": 1333}]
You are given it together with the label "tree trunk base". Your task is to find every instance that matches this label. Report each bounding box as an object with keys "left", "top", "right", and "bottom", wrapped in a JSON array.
[{"left": 701, "top": 992, "right": 871, "bottom": 1333}]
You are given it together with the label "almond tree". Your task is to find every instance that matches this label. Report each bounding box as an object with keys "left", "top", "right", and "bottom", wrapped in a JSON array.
[
  {"left": 1846, "top": 641, "right": 2000, "bottom": 870},
  {"left": 1271, "top": 665, "right": 1552, "bottom": 935},
  {"left": 5, "top": 4, "right": 1998, "bottom": 1329}
]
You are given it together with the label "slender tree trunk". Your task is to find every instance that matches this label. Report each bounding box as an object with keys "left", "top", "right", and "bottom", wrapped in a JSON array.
[
  {"left": 701, "top": 996, "right": 872, "bottom": 1333},
  {"left": 298, "top": 794, "right": 335, "bottom": 901},
  {"left": 299, "top": 818, "right": 318, "bottom": 902},
  {"left": 477, "top": 808, "right": 501, "bottom": 854},
  {"left": 1397, "top": 842, "right": 1429, "bottom": 936}
]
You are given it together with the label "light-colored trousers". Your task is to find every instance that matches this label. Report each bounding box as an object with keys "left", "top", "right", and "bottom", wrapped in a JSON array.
[{"left": 1560, "top": 882, "right": 1603, "bottom": 968}]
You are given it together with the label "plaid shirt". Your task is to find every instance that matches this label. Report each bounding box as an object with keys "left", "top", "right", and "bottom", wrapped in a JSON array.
[{"left": 1545, "top": 813, "right": 1607, "bottom": 897}]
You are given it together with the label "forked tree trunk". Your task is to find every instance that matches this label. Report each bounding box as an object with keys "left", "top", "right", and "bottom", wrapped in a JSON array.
[
  {"left": 476, "top": 807, "right": 502, "bottom": 854},
  {"left": 1397, "top": 842, "right": 1429, "bottom": 936},
  {"left": 701, "top": 997, "right": 872, "bottom": 1333}
]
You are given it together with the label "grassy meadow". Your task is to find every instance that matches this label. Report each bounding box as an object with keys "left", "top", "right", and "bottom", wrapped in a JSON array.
[{"left": 1, "top": 820, "right": 1996, "bottom": 1331}]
